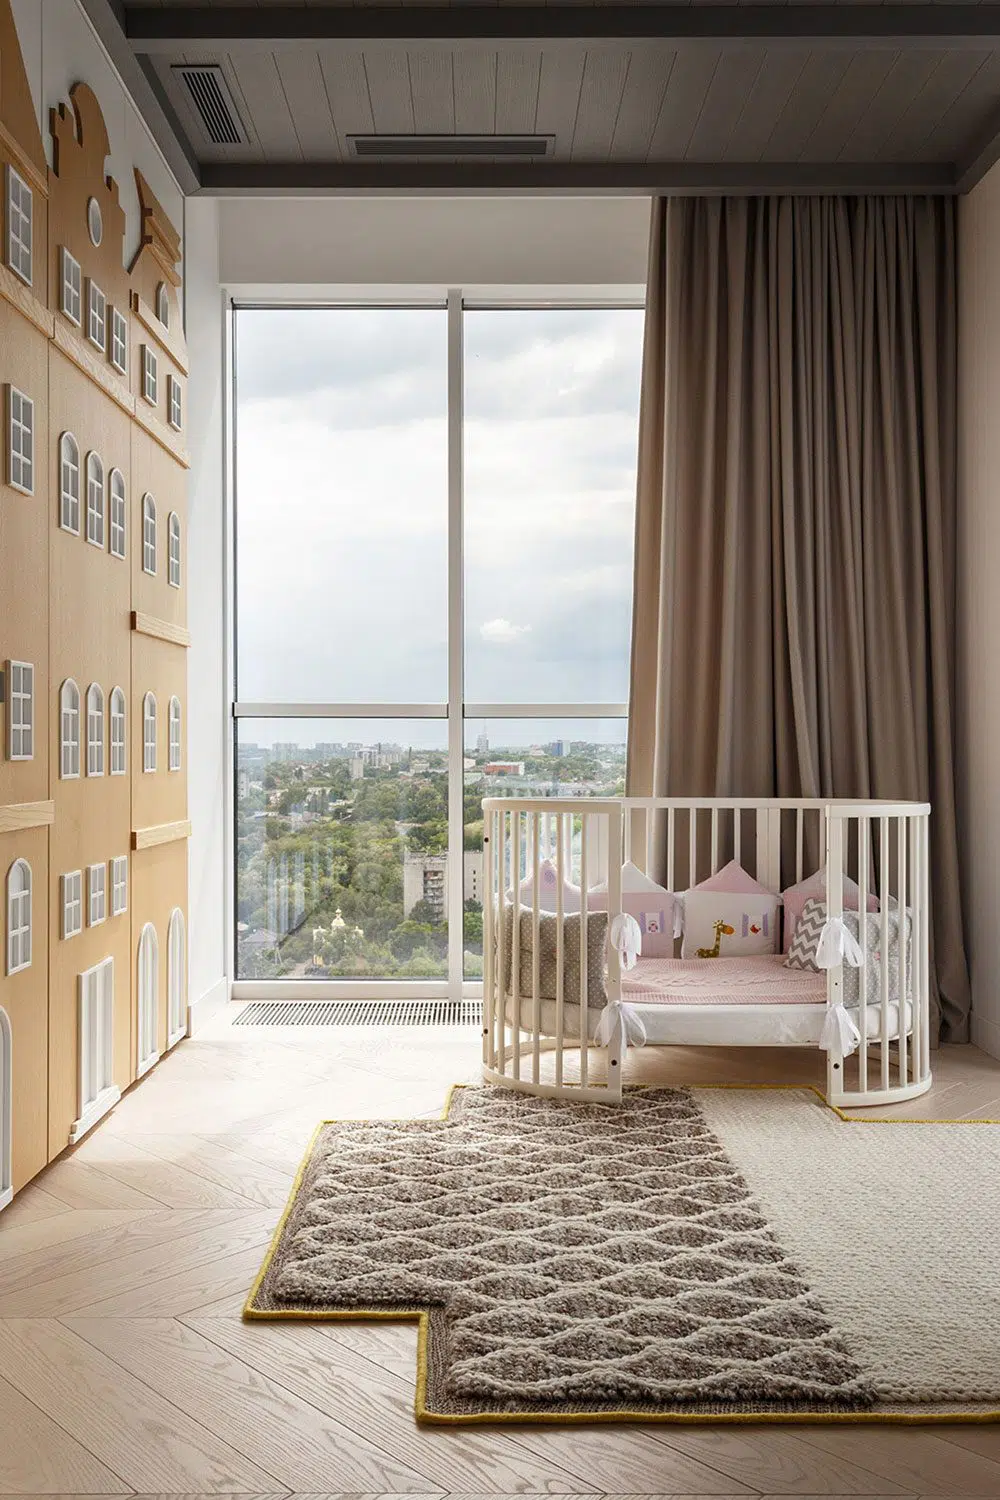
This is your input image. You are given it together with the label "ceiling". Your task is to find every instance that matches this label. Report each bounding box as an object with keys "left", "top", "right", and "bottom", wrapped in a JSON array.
[{"left": 82, "top": 2, "right": 1000, "bottom": 196}]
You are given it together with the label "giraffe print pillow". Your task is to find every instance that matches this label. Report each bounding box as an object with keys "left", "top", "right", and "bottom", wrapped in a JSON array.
[{"left": 680, "top": 891, "right": 780, "bottom": 959}]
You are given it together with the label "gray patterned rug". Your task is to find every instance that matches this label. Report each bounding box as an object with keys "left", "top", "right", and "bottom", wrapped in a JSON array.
[{"left": 246, "top": 1086, "right": 878, "bottom": 1419}]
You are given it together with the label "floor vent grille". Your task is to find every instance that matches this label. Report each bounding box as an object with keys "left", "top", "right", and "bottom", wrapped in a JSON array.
[{"left": 234, "top": 999, "right": 483, "bottom": 1027}]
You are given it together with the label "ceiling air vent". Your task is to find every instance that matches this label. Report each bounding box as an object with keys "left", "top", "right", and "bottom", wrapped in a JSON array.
[
  {"left": 349, "top": 134, "right": 553, "bottom": 159},
  {"left": 172, "top": 64, "right": 246, "bottom": 147}
]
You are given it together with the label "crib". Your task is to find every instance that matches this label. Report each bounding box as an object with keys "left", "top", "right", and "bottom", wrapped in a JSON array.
[{"left": 481, "top": 796, "right": 932, "bottom": 1110}]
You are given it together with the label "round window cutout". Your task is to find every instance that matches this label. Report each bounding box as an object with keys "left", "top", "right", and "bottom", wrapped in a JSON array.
[{"left": 87, "top": 197, "right": 103, "bottom": 247}]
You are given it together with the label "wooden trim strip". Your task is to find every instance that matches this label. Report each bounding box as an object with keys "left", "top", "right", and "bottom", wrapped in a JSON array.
[
  {"left": 131, "top": 610, "right": 191, "bottom": 647},
  {"left": 132, "top": 819, "right": 191, "bottom": 850},
  {"left": 0, "top": 264, "right": 55, "bottom": 338},
  {"left": 0, "top": 800, "right": 56, "bottom": 834},
  {"left": 52, "top": 320, "right": 135, "bottom": 416},
  {"left": 132, "top": 292, "right": 189, "bottom": 373}
]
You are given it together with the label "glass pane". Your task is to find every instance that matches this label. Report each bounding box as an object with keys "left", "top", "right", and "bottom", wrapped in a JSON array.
[
  {"left": 235, "top": 308, "right": 448, "bottom": 702},
  {"left": 236, "top": 719, "right": 448, "bottom": 980},
  {"left": 464, "top": 308, "right": 644, "bottom": 704},
  {"left": 462, "top": 717, "right": 627, "bottom": 976}
]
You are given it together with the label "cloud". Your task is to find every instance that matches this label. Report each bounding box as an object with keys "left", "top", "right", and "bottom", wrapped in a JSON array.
[{"left": 479, "top": 618, "right": 532, "bottom": 645}]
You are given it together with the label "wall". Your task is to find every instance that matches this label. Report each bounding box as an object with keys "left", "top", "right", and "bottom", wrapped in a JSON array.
[{"left": 958, "top": 161, "right": 1000, "bottom": 1062}]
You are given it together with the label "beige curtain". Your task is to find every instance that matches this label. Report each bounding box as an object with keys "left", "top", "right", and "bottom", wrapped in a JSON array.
[{"left": 628, "top": 195, "right": 970, "bottom": 1042}]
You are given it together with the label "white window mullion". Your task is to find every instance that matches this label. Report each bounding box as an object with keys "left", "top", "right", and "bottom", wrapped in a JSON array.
[{"left": 446, "top": 289, "right": 465, "bottom": 1003}]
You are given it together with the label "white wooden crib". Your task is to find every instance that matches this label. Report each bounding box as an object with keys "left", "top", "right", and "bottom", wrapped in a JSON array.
[{"left": 481, "top": 796, "right": 932, "bottom": 1110}]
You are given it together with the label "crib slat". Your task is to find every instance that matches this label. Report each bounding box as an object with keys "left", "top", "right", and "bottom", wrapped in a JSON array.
[
  {"left": 531, "top": 813, "right": 541, "bottom": 1087},
  {"left": 555, "top": 812, "right": 565, "bottom": 1089},
  {"left": 666, "top": 808, "right": 675, "bottom": 889},
  {"left": 909, "top": 815, "right": 921, "bottom": 1084},
  {"left": 733, "top": 808, "right": 742, "bottom": 867},
  {"left": 879, "top": 816, "right": 890, "bottom": 1093},
  {"left": 920, "top": 816, "right": 931, "bottom": 1079},
  {"left": 579, "top": 813, "right": 589, "bottom": 1089},
  {"left": 857, "top": 814, "right": 869, "bottom": 1097},
  {"left": 897, "top": 817, "right": 908, "bottom": 1088},
  {"left": 795, "top": 808, "right": 804, "bottom": 885},
  {"left": 483, "top": 811, "right": 495, "bottom": 1072},
  {"left": 512, "top": 811, "right": 521, "bottom": 1083},
  {"left": 711, "top": 808, "right": 719, "bottom": 874},
  {"left": 689, "top": 808, "right": 698, "bottom": 890}
]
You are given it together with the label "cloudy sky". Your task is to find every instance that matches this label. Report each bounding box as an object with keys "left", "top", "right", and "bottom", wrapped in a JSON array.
[{"left": 235, "top": 304, "right": 644, "bottom": 731}]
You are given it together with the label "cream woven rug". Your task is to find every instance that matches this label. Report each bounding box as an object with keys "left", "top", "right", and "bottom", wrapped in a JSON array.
[{"left": 245, "top": 1085, "right": 1000, "bottom": 1424}]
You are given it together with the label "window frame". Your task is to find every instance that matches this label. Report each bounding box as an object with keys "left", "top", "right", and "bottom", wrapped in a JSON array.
[
  {"left": 60, "top": 678, "right": 81, "bottom": 780},
  {"left": 62, "top": 868, "right": 83, "bottom": 940},
  {"left": 88, "top": 862, "right": 107, "bottom": 926},
  {"left": 142, "top": 493, "right": 157, "bottom": 575},
  {"left": 109, "top": 468, "right": 126, "bottom": 559},
  {"left": 167, "top": 375, "right": 182, "bottom": 431},
  {"left": 6, "top": 859, "right": 32, "bottom": 974},
  {"left": 5, "top": 164, "right": 32, "bottom": 286},
  {"left": 110, "top": 307, "right": 128, "bottom": 376},
  {"left": 60, "top": 246, "right": 82, "bottom": 325},
  {"left": 143, "top": 691, "right": 157, "bottom": 774},
  {"left": 168, "top": 695, "right": 181, "bottom": 771},
  {"left": 86, "top": 682, "right": 105, "bottom": 777},
  {"left": 111, "top": 854, "right": 128, "bottom": 916},
  {"left": 7, "top": 385, "right": 33, "bottom": 495},
  {"left": 167, "top": 511, "right": 181, "bottom": 587},
  {"left": 87, "top": 279, "right": 107, "bottom": 353},
  {"left": 6, "top": 659, "right": 34, "bottom": 761},
  {"left": 85, "top": 451, "right": 105, "bottom": 548},
  {"left": 141, "top": 345, "right": 158, "bottom": 406},
  {"left": 109, "top": 686, "right": 127, "bottom": 776},
  {"left": 59, "top": 431, "right": 81, "bottom": 534}
]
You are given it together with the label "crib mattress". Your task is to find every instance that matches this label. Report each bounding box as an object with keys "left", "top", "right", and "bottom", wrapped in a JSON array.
[{"left": 622, "top": 954, "right": 825, "bottom": 1006}]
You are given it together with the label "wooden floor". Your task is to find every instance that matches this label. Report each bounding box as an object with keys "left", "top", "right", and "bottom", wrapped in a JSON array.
[{"left": 3, "top": 1009, "right": 1000, "bottom": 1500}]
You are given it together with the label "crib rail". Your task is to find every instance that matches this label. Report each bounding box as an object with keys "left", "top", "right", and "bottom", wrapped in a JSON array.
[{"left": 482, "top": 795, "right": 932, "bottom": 1110}]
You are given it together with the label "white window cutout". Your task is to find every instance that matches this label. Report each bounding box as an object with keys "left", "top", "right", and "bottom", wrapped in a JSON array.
[
  {"left": 142, "top": 493, "right": 156, "bottom": 574},
  {"left": 7, "top": 387, "right": 33, "bottom": 495},
  {"left": 60, "top": 246, "right": 81, "bottom": 325},
  {"left": 167, "top": 908, "right": 187, "bottom": 1049},
  {"left": 168, "top": 696, "right": 181, "bottom": 771},
  {"left": 59, "top": 431, "right": 81, "bottom": 534},
  {"left": 156, "top": 283, "right": 170, "bottom": 328},
  {"left": 109, "top": 686, "right": 126, "bottom": 776},
  {"left": 86, "top": 683, "right": 105, "bottom": 776},
  {"left": 141, "top": 346, "right": 157, "bottom": 406},
  {"left": 110, "top": 308, "right": 127, "bottom": 376},
  {"left": 6, "top": 660, "right": 33, "bottom": 761},
  {"left": 109, "top": 469, "right": 126, "bottom": 559},
  {"left": 87, "top": 196, "right": 103, "bottom": 248},
  {"left": 143, "top": 691, "right": 157, "bottom": 773},
  {"left": 61, "top": 870, "right": 82, "bottom": 939},
  {"left": 71, "top": 957, "right": 119, "bottom": 1145},
  {"left": 5, "top": 165, "right": 32, "bottom": 286},
  {"left": 167, "top": 376, "right": 182, "bottom": 432},
  {"left": 168, "top": 512, "right": 181, "bottom": 588},
  {"left": 87, "top": 281, "right": 106, "bottom": 353},
  {"left": 60, "top": 678, "right": 81, "bottom": 779},
  {"left": 1, "top": 1003, "right": 11, "bottom": 1211},
  {"left": 111, "top": 855, "right": 128, "bottom": 916},
  {"left": 85, "top": 452, "right": 104, "bottom": 548},
  {"left": 6, "top": 860, "right": 31, "bottom": 975},
  {"left": 87, "top": 863, "right": 106, "bottom": 926},
  {"left": 137, "top": 923, "right": 160, "bottom": 1077}
]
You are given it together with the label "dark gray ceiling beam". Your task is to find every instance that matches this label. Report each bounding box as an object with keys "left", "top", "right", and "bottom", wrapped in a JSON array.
[
  {"left": 125, "top": 2, "right": 1000, "bottom": 51},
  {"left": 77, "top": 0, "right": 201, "bottom": 192},
  {"left": 196, "top": 160, "right": 957, "bottom": 196},
  {"left": 956, "top": 106, "right": 1000, "bottom": 193}
]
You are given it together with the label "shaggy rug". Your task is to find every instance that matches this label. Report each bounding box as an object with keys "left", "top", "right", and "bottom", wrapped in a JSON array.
[{"left": 245, "top": 1086, "right": 1000, "bottom": 1423}]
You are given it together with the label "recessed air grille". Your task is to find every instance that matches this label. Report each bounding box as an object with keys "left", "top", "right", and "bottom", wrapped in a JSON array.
[
  {"left": 349, "top": 134, "right": 552, "bottom": 159},
  {"left": 172, "top": 64, "right": 246, "bottom": 147},
  {"left": 234, "top": 999, "right": 483, "bottom": 1027}
]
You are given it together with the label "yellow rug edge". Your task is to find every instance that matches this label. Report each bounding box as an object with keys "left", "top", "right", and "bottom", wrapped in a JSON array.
[{"left": 242, "top": 1079, "right": 1000, "bottom": 1426}]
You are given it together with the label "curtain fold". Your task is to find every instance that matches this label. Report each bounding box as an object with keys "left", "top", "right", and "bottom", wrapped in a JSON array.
[{"left": 628, "top": 195, "right": 970, "bottom": 1042}]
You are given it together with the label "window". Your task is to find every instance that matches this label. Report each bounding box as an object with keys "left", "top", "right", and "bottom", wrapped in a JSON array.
[
  {"left": 7, "top": 386, "right": 33, "bottom": 494},
  {"left": 233, "top": 302, "right": 643, "bottom": 991},
  {"left": 156, "top": 282, "right": 170, "bottom": 327},
  {"left": 5, "top": 165, "right": 32, "bottom": 285},
  {"left": 60, "top": 247, "right": 81, "bottom": 324},
  {"left": 109, "top": 469, "right": 126, "bottom": 558},
  {"left": 111, "top": 855, "right": 128, "bottom": 916},
  {"left": 167, "top": 375, "right": 182, "bottom": 432},
  {"left": 168, "top": 696, "right": 181, "bottom": 771},
  {"left": 143, "top": 691, "right": 157, "bottom": 772},
  {"left": 86, "top": 281, "right": 106, "bottom": 353},
  {"left": 60, "top": 432, "right": 81, "bottom": 533},
  {"left": 137, "top": 923, "right": 159, "bottom": 1077},
  {"left": 73, "top": 957, "right": 117, "bottom": 1142},
  {"left": 141, "top": 346, "right": 157, "bottom": 406},
  {"left": 109, "top": 687, "right": 126, "bottom": 775},
  {"left": 86, "top": 683, "right": 104, "bottom": 776},
  {"left": 87, "top": 196, "right": 103, "bottom": 247},
  {"left": 88, "top": 863, "right": 106, "bottom": 926},
  {"left": 6, "top": 860, "right": 31, "bottom": 974},
  {"left": 142, "top": 493, "right": 156, "bottom": 574},
  {"left": 6, "top": 660, "right": 33, "bottom": 761},
  {"left": 60, "top": 678, "right": 81, "bottom": 779},
  {"left": 61, "top": 870, "right": 82, "bottom": 939},
  {"left": 167, "top": 908, "right": 186, "bottom": 1048},
  {"left": 85, "top": 452, "right": 104, "bottom": 548},
  {"left": 110, "top": 308, "right": 127, "bottom": 376},
  {"left": 168, "top": 512, "right": 181, "bottom": 587}
]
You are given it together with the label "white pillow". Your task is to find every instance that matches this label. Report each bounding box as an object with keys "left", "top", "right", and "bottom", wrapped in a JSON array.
[{"left": 681, "top": 891, "right": 780, "bottom": 959}]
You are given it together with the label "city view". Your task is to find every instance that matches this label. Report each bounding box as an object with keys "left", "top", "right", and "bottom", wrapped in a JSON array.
[{"left": 235, "top": 728, "right": 627, "bottom": 980}]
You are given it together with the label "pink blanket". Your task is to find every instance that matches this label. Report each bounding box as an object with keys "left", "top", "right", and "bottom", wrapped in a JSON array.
[{"left": 622, "top": 954, "right": 826, "bottom": 1006}]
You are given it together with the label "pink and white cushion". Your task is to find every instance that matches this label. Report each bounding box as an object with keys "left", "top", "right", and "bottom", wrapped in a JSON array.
[{"left": 781, "top": 868, "right": 878, "bottom": 953}]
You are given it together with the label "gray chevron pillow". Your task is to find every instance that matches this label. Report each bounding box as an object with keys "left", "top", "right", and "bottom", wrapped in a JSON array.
[{"left": 784, "top": 896, "right": 911, "bottom": 1008}]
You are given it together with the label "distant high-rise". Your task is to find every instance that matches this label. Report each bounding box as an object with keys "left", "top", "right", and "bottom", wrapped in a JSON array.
[{"left": 476, "top": 728, "right": 489, "bottom": 754}]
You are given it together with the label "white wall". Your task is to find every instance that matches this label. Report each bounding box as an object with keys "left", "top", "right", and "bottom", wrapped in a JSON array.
[
  {"left": 219, "top": 195, "right": 650, "bottom": 288},
  {"left": 958, "top": 163, "right": 1000, "bottom": 1061}
]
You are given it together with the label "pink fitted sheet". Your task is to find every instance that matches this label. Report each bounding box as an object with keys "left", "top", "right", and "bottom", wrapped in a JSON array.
[{"left": 622, "top": 954, "right": 827, "bottom": 1006}]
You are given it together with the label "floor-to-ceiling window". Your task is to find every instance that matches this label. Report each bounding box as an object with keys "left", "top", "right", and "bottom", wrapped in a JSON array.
[{"left": 232, "top": 296, "right": 643, "bottom": 993}]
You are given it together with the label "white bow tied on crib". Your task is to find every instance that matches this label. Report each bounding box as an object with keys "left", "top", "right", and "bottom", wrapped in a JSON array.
[
  {"left": 814, "top": 914, "right": 864, "bottom": 1057},
  {"left": 595, "top": 999, "right": 648, "bottom": 1049},
  {"left": 609, "top": 912, "right": 642, "bottom": 971}
]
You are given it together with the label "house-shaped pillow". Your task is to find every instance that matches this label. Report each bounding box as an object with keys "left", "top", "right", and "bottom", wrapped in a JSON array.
[
  {"left": 588, "top": 860, "right": 680, "bottom": 958},
  {"left": 680, "top": 860, "right": 779, "bottom": 959}
]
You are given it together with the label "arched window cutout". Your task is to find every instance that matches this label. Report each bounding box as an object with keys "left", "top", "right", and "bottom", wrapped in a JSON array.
[
  {"left": 137, "top": 923, "right": 160, "bottom": 1078},
  {"left": 0, "top": 1005, "right": 11, "bottom": 1212},
  {"left": 142, "top": 493, "right": 156, "bottom": 575},
  {"left": 109, "top": 687, "right": 126, "bottom": 776},
  {"left": 168, "top": 512, "right": 181, "bottom": 588},
  {"left": 86, "top": 683, "right": 104, "bottom": 777},
  {"left": 109, "top": 469, "right": 126, "bottom": 559},
  {"left": 60, "top": 679, "right": 81, "bottom": 779},
  {"left": 167, "top": 908, "right": 186, "bottom": 1049},
  {"left": 59, "top": 432, "right": 80, "bottom": 534},
  {"left": 85, "top": 453, "right": 104, "bottom": 548},
  {"left": 70, "top": 957, "right": 119, "bottom": 1145},
  {"left": 168, "top": 696, "right": 181, "bottom": 772},
  {"left": 156, "top": 282, "right": 170, "bottom": 328},
  {"left": 6, "top": 859, "right": 31, "bottom": 975},
  {"left": 143, "top": 691, "right": 157, "bottom": 773}
]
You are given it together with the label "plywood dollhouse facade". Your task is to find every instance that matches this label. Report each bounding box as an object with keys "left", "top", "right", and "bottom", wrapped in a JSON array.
[{"left": 0, "top": 0, "right": 188, "bottom": 1198}]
